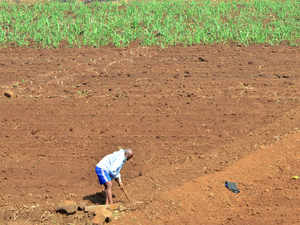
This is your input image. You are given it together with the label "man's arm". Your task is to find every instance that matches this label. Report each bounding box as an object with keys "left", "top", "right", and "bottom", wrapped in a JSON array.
[{"left": 115, "top": 174, "right": 123, "bottom": 187}]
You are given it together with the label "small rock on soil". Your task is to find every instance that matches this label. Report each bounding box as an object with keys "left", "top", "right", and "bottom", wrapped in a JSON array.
[{"left": 56, "top": 200, "right": 77, "bottom": 215}]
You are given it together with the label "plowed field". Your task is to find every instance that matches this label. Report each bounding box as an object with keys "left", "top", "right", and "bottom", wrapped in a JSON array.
[{"left": 1, "top": 44, "right": 300, "bottom": 224}]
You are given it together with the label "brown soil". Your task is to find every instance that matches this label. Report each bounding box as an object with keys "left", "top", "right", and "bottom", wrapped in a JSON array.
[{"left": 0, "top": 44, "right": 300, "bottom": 225}]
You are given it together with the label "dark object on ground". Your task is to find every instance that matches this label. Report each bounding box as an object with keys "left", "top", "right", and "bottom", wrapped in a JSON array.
[
  {"left": 4, "top": 91, "right": 13, "bottom": 98},
  {"left": 225, "top": 181, "right": 240, "bottom": 194},
  {"left": 56, "top": 200, "right": 77, "bottom": 215}
]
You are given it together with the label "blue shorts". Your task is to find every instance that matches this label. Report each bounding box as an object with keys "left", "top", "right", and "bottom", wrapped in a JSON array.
[{"left": 95, "top": 167, "right": 112, "bottom": 185}]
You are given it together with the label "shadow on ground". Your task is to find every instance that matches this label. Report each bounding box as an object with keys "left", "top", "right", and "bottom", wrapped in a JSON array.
[{"left": 83, "top": 191, "right": 106, "bottom": 204}]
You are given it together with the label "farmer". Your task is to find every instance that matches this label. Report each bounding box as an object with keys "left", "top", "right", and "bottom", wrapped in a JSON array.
[{"left": 95, "top": 148, "right": 134, "bottom": 205}]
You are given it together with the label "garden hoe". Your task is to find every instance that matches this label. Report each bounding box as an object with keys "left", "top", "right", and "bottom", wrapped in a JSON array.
[{"left": 120, "top": 185, "right": 143, "bottom": 205}]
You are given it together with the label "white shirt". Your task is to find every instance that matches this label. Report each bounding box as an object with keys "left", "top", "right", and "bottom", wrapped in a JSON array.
[{"left": 96, "top": 149, "right": 127, "bottom": 181}]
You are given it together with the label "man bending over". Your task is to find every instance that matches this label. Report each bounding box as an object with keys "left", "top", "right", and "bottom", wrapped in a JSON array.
[{"left": 95, "top": 148, "right": 133, "bottom": 205}]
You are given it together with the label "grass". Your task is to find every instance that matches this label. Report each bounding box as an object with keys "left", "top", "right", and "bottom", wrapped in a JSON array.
[{"left": 0, "top": 0, "right": 299, "bottom": 47}]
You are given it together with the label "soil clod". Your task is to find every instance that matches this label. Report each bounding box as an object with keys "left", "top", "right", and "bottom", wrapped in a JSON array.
[{"left": 56, "top": 200, "right": 77, "bottom": 215}]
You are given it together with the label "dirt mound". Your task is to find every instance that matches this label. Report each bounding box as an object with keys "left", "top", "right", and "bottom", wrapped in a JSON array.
[
  {"left": 164, "top": 131, "right": 300, "bottom": 225},
  {"left": 116, "top": 131, "right": 300, "bottom": 225}
]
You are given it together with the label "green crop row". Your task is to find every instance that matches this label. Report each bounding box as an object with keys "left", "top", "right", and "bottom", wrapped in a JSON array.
[{"left": 0, "top": 0, "right": 299, "bottom": 47}]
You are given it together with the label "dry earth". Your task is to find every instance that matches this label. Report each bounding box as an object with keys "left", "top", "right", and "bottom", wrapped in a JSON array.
[{"left": 0, "top": 44, "right": 300, "bottom": 224}]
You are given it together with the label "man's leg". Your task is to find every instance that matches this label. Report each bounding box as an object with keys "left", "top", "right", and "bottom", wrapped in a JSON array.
[{"left": 104, "top": 181, "right": 113, "bottom": 205}]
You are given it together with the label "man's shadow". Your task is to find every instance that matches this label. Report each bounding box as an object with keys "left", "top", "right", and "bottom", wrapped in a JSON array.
[
  {"left": 83, "top": 191, "right": 118, "bottom": 205},
  {"left": 83, "top": 191, "right": 106, "bottom": 205}
]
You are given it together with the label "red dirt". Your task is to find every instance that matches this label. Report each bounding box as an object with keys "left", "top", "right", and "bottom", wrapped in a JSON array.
[
  {"left": 0, "top": 44, "right": 300, "bottom": 225},
  {"left": 117, "top": 130, "right": 300, "bottom": 225}
]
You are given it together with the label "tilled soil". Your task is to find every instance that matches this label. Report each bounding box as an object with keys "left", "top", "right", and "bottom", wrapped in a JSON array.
[{"left": 0, "top": 44, "right": 300, "bottom": 225}]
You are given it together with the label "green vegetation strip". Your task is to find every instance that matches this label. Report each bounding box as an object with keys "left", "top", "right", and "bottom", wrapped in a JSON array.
[{"left": 0, "top": 0, "right": 299, "bottom": 47}]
